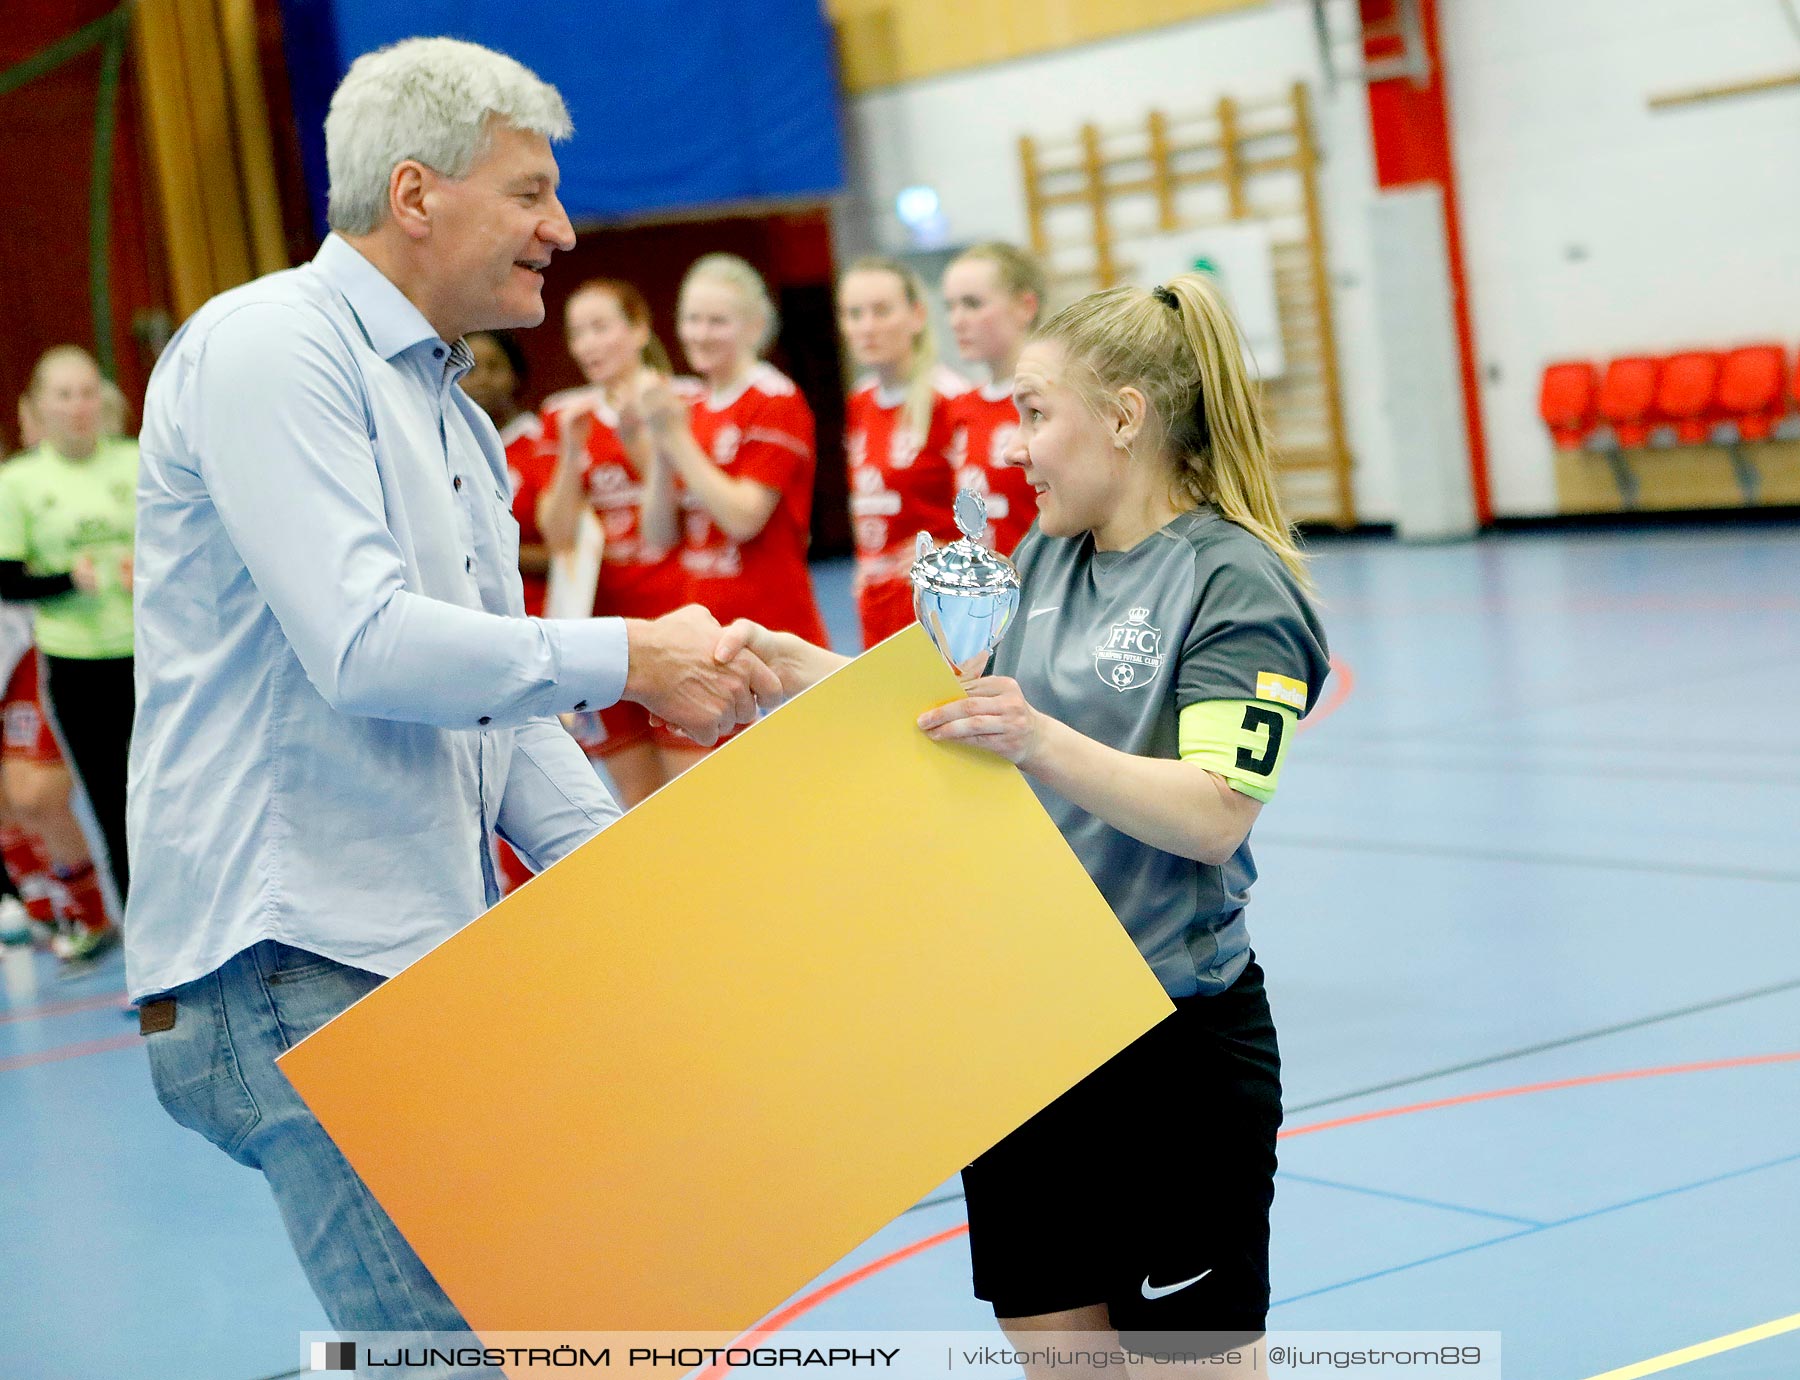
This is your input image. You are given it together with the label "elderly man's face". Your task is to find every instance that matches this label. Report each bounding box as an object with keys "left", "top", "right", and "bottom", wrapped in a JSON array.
[{"left": 425, "top": 121, "right": 575, "bottom": 338}]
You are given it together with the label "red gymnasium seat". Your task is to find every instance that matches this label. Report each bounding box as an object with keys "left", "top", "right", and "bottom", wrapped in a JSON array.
[
  {"left": 1597, "top": 357, "right": 1661, "bottom": 447},
  {"left": 1538, "top": 361, "right": 1599, "bottom": 448},
  {"left": 1717, "top": 345, "right": 1788, "bottom": 441},
  {"left": 1655, "top": 351, "right": 1721, "bottom": 443}
]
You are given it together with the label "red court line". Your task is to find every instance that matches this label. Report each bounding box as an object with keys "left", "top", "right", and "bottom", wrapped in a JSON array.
[
  {"left": 0, "top": 1032, "right": 139, "bottom": 1073},
  {"left": 1278, "top": 1051, "right": 1800, "bottom": 1140},
  {"left": 696, "top": 1224, "right": 972, "bottom": 1380},
  {"left": 1299, "top": 655, "right": 1354, "bottom": 733},
  {"left": 708, "top": 1048, "right": 1800, "bottom": 1368},
  {"left": 0, "top": 989, "right": 130, "bottom": 1026}
]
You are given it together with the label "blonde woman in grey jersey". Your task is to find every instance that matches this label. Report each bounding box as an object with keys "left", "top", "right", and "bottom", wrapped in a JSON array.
[{"left": 717, "top": 273, "right": 1328, "bottom": 1374}]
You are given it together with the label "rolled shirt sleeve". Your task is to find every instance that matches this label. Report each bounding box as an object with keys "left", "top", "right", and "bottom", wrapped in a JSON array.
[{"left": 496, "top": 716, "right": 624, "bottom": 874}]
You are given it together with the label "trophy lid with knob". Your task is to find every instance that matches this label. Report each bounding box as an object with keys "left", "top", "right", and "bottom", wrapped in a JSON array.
[{"left": 909, "top": 491, "right": 1021, "bottom": 599}]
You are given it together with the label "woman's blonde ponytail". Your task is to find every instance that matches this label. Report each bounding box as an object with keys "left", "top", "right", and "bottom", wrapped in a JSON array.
[
  {"left": 1035, "top": 274, "right": 1311, "bottom": 588},
  {"left": 1159, "top": 275, "right": 1306, "bottom": 584}
]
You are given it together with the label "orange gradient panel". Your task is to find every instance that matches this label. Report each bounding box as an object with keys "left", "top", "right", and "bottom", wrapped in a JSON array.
[{"left": 279, "top": 627, "right": 1171, "bottom": 1333}]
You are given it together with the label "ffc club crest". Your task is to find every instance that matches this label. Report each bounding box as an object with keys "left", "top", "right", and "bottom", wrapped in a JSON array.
[{"left": 1095, "top": 606, "right": 1166, "bottom": 692}]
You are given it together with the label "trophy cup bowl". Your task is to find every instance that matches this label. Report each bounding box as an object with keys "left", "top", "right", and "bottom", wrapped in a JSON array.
[{"left": 909, "top": 491, "right": 1022, "bottom": 675}]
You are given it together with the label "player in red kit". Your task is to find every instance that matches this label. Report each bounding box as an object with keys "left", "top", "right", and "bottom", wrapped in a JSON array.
[
  {"left": 462, "top": 330, "right": 551, "bottom": 614},
  {"left": 634, "top": 254, "right": 829, "bottom": 773},
  {"left": 942, "top": 243, "right": 1046, "bottom": 557},
  {"left": 644, "top": 254, "right": 826, "bottom": 644},
  {"left": 0, "top": 638, "right": 109, "bottom": 955},
  {"left": 837, "top": 257, "right": 969, "bottom": 647},
  {"left": 536, "top": 280, "right": 685, "bottom": 806},
  {"left": 461, "top": 330, "right": 555, "bottom": 892}
]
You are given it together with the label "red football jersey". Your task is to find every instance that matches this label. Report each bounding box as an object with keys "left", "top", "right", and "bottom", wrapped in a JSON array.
[
  {"left": 540, "top": 388, "right": 684, "bottom": 620},
  {"left": 501, "top": 413, "right": 553, "bottom": 616},
  {"left": 678, "top": 364, "right": 827, "bottom": 644},
  {"left": 946, "top": 380, "right": 1036, "bottom": 557},
  {"left": 845, "top": 365, "right": 969, "bottom": 642}
]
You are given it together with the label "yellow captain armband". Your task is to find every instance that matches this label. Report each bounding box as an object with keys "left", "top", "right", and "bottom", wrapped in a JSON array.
[{"left": 1177, "top": 698, "right": 1299, "bottom": 803}]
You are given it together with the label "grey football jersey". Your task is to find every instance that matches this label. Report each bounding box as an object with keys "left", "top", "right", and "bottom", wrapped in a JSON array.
[{"left": 992, "top": 508, "right": 1329, "bottom": 997}]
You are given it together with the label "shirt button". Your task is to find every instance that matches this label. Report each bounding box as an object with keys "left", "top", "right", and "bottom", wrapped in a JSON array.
[
  {"left": 464, "top": 556, "right": 474, "bottom": 572},
  {"left": 433, "top": 347, "right": 445, "bottom": 359},
  {"left": 453, "top": 476, "right": 463, "bottom": 491},
  {"left": 478, "top": 716, "right": 491, "bottom": 726}
]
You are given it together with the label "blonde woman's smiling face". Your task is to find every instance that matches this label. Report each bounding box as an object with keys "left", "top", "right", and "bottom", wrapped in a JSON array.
[
  {"left": 678, "top": 277, "right": 758, "bottom": 381},
  {"left": 1007, "top": 340, "right": 1129, "bottom": 539}
]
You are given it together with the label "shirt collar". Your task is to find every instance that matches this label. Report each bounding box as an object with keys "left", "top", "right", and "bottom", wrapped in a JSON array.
[
  {"left": 312, "top": 234, "right": 449, "bottom": 362},
  {"left": 706, "top": 362, "right": 764, "bottom": 412}
]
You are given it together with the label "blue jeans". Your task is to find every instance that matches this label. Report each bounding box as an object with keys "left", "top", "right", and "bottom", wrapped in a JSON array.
[{"left": 143, "top": 940, "right": 472, "bottom": 1336}]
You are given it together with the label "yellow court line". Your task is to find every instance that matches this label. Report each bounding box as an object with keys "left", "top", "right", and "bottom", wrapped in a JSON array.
[{"left": 1583, "top": 1310, "right": 1800, "bottom": 1379}]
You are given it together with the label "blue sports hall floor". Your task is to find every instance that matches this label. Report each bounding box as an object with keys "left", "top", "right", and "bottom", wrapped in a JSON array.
[{"left": 5, "top": 522, "right": 1798, "bottom": 1380}]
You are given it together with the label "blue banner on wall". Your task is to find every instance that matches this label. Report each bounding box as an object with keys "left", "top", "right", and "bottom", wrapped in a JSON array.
[{"left": 277, "top": 0, "right": 845, "bottom": 235}]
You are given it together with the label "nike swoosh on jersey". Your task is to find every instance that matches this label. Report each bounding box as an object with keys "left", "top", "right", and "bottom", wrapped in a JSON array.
[
  {"left": 1140, "top": 1269, "right": 1212, "bottom": 1300},
  {"left": 1026, "top": 606, "right": 1061, "bottom": 620}
]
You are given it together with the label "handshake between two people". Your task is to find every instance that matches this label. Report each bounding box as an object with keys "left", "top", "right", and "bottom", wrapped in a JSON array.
[
  {"left": 620, "top": 606, "right": 846, "bottom": 747},
  {"left": 621, "top": 608, "right": 1042, "bottom": 768}
]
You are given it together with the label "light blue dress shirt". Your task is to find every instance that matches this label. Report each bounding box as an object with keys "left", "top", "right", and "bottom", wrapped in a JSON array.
[{"left": 127, "top": 235, "right": 630, "bottom": 1000}]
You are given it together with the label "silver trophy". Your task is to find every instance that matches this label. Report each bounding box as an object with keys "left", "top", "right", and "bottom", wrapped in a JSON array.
[{"left": 909, "top": 491, "right": 1022, "bottom": 675}]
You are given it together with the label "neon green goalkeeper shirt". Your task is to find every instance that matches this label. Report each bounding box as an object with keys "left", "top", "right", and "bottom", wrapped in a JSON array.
[{"left": 0, "top": 437, "right": 138, "bottom": 659}]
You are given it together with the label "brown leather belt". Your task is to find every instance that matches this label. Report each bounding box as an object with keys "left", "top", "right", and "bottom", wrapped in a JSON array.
[{"left": 138, "top": 997, "right": 177, "bottom": 1035}]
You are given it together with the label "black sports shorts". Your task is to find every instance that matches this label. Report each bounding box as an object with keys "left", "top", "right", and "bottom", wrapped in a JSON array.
[{"left": 961, "top": 956, "right": 1282, "bottom": 1353}]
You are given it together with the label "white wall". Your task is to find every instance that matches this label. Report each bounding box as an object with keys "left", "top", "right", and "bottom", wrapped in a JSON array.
[
  {"left": 1444, "top": 0, "right": 1800, "bottom": 514},
  {"left": 832, "top": 0, "right": 1406, "bottom": 524},
  {"left": 839, "top": 0, "right": 1800, "bottom": 522}
]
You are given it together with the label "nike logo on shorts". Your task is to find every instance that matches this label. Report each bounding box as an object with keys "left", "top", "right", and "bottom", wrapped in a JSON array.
[
  {"left": 1140, "top": 1268, "right": 1212, "bottom": 1300},
  {"left": 1027, "top": 606, "right": 1060, "bottom": 620}
]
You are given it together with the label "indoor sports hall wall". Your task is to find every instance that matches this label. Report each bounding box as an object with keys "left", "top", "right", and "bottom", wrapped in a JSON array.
[
  {"left": 1441, "top": 0, "right": 1800, "bottom": 516},
  {"left": 835, "top": 0, "right": 1800, "bottom": 522},
  {"left": 831, "top": 3, "right": 1405, "bottom": 526}
]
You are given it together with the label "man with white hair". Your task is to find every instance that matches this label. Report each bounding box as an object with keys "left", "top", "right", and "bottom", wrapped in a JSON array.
[{"left": 128, "top": 38, "right": 778, "bottom": 1335}]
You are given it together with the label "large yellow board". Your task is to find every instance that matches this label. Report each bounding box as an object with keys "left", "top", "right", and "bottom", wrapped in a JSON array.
[{"left": 279, "top": 627, "right": 1172, "bottom": 1334}]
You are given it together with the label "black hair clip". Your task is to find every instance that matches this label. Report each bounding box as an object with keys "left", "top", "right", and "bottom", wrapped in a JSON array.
[{"left": 1152, "top": 285, "right": 1180, "bottom": 309}]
